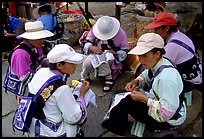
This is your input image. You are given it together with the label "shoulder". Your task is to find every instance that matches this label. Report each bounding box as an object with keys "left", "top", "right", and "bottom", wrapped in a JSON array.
[{"left": 12, "top": 48, "right": 30, "bottom": 57}]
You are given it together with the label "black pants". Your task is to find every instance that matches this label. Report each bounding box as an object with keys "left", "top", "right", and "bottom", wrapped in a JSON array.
[{"left": 101, "top": 95, "right": 173, "bottom": 136}]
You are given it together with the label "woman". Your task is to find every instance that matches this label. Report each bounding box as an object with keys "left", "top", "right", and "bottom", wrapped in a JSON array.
[
  {"left": 101, "top": 33, "right": 186, "bottom": 136},
  {"left": 9, "top": 21, "right": 53, "bottom": 99},
  {"left": 80, "top": 15, "right": 129, "bottom": 92},
  {"left": 32, "top": 3, "right": 57, "bottom": 32},
  {"left": 144, "top": 12, "right": 202, "bottom": 93},
  {"left": 28, "top": 44, "right": 90, "bottom": 137}
]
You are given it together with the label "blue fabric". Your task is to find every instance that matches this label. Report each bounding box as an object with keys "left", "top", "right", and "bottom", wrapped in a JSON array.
[
  {"left": 169, "top": 39, "right": 196, "bottom": 56},
  {"left": 37, "top": 14, "right": 57, "bottom": 31},
  {"left": 9, "top": 16, "right": 23, "bottom": 33}
]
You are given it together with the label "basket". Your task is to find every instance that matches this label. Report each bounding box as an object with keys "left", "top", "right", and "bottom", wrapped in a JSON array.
[
  {"left": 125, "top": 38, "right": 139, "bottom": 70},
  {"left": 59, "top": 14, "right": 84, "bottom": 46}
]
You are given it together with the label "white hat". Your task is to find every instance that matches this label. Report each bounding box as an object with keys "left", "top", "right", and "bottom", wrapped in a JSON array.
[
  {"left": 17, "top": 21, "right": 54, "bottom": 40},
  {"left": 32, "top": 3, "right": 56, "bottom": 19},
  {"left": 128, "top": 33, "right": 164, "bottom": 55},
  {"left": 93, "top": 16, "right": 120, "bottom": 40},
  {"left": 47, "top": 44, "right": 84, "bottom": 64}
]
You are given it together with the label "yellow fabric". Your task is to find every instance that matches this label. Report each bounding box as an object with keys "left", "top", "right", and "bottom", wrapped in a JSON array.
[
  {"left": 149, "top": 100, "right": 164, "bottom": 122},
  {"left": 71, "top": 80, "right": 80, "bottom": 87}
]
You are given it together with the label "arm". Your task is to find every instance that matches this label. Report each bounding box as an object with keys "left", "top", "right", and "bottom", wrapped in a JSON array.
[
  {"left": 125, "top": 69, "right": 148, "bottom": 91},
  {"left": 56, "top": 82, "right": 90, "bottom": 125},
  {"left": 147, "top": 78, "right": 180, "bottom": 122}
]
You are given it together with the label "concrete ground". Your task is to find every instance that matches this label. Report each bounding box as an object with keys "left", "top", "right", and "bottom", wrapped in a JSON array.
[{"left": 2, "top": 2, "right": 202, "bottom": 137}]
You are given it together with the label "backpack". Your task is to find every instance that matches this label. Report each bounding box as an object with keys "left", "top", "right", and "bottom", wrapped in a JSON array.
[
  {"left": 79, "top": 30, "right": 89, "bottom": 53},
  {"left": 169, "top": 39, "right": 202, "bottom": 91},
  {"left": 48, "top": 14, "right": 65, "bottom": 41},
  {"left": 3, "top": 44, "right": 38, "bottom": 96},
  {"left": 12, "top": 75, "right": 65, "bottom": 134}
]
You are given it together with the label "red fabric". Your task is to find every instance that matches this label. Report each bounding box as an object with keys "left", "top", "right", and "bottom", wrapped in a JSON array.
[
  {"left": 144, "top": 12, "right": 177, "bottom": 29},
  {"left": 55, "top": 2, "right": 61, "bottom": 9},
  {"left": 64, "top": 10, "right": 82, "bottom": 14},
  {"left": 8, "top": 2, "right": 16, "bottom": 16}
]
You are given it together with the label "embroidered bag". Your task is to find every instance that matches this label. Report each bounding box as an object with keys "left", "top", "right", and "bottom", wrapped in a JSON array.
[
  {"left": 35, "top": 119, "right": 66, "bottom": 137},
  {"left": 169, "top": 39, "right": 202, "bottom": 81},
  {"left": 3, "top": 43, "right": 38, "bottom": 96},
  {"left": 3, "top": 66, "right": 21, "bottom": 95},
  {"left": 12, "top": 75, "right": 62, "bottom": 133}
]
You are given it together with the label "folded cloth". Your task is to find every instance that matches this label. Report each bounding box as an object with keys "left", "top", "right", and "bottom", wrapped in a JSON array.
[
  {"left": 131, "top": 120, "right": 145, "bottom": 137},
  {"left": 72, "top": 81, "right": 97, "bottom": 107},
  {"left": 90, "top": 52, "right": 115, "bottom": 69}
]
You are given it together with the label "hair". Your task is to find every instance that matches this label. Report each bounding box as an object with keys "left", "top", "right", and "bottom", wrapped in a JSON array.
[
  {"left": 38, "top": 5, "right": 52, "bottom": 14},
  {"left": 160, "top": 20, "right": 181, "bottom": 33},
  {"left": 49, "top": 61, "right": 66, "bottom": 70},
  {"left": 151, "top": 48, "right": 166, "bottom": 56}
]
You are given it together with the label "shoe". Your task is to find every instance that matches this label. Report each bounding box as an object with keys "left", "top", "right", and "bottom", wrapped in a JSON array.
[{"left": 103, "top": 79, "right": 114, "bottom": 92}]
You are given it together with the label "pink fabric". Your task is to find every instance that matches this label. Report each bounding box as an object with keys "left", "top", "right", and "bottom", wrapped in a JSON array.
[
  {"left": 158, "top": 103, "right": 175, "bottom": 121},
  {"left": 165, "top": 30, "right": 195, "bottom": 65},
  {"left": 11, "top": 49, "right": 31, "bottom": 79},
  {"left": 10, "top": 42, "right": 43, "bottom": 80}
]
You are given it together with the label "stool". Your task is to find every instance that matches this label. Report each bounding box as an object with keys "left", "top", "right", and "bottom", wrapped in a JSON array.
[
  {"left": 184, "top": 91, "right": 192, "bottom": 106},
  {"left": 153, "top": 126, "right": 179, "bottom": 137}
]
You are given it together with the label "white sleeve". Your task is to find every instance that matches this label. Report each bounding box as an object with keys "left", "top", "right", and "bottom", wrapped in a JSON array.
[{"left": 54, "top": 85, "right": 83, "bottom": 125}]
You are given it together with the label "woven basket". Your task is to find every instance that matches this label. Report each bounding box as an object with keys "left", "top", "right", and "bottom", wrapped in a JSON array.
[
  {"left": 59, "top": 14, "right": 84, "bottom": 46},
  {"left": 125, "top": 38, "right": 139, "bottom": 70}
]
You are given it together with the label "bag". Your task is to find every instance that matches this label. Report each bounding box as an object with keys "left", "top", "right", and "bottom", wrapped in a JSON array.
[
  {"left": 169, "top": 39, "right": 202, "bottom": 80},
  {"left": 169, "top": 39, "right": 202, "bottom": 87},
  {"left": 3, "top": 43, "right": 38, "bottom": 96},
  {"left": 35, "top": 119, "right": 66, "bottom": 137},
  {"left": 3, "top": 66, "right": 33, "bottom": 96},
  {"left": 3, "top": 66, "right": 21, "bottom": 95},
  {"left": 12, "top": 75, "right": 63, "bottom": 133},
  {"left": 79, "top": 30, "right": 89, "bottom": 53},
  {"left": 49, "top": 14, "right": 65, "bottom": 40}
]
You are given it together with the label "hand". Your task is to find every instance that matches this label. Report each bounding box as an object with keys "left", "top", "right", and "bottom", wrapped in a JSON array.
[
  {"left": 130, "top": 90, "right": 148, "bottom": 103},
  {"left": 4, "top": 33, "right": 16, "bottom": 37},
  {"left": 105, "top": 50, "right": 118, "bottom": 57},
  {"left": 79, "top": 80, "right": 91, "bottom": 97},
  {"left": 17, "top": 96, "right": 22, "bottom": 104},
  {"left": 89, "top": 46, "right": 103, "bottom": 54},
  {"left": 125, "top": 80, "right": 138, "bottom": 91}
]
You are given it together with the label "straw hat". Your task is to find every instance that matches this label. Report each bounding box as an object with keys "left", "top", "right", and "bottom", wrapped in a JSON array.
[
  {"left": 17, "top": 21, "right": 54, "bottom": 40},
  {"left": 93, "top": 16, "right": 120, "bottom": 40},
  {"left": 32, "top": 3, "right": 56, "bottom": 19}
]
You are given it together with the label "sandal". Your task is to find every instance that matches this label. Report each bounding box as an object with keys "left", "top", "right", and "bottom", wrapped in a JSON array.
[{"left": 103, "top": 80, "right": 114, "bottom": 92}]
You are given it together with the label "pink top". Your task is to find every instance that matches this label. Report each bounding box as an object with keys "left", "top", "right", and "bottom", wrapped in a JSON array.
[
  {"left": 10, "top": 41, "right": 43, "bottom": 80},
  {"left": 164, "top": 30, "right": 202, "bottom": 84}
]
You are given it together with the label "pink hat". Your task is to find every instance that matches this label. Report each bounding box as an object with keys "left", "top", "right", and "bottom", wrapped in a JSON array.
[
  {"left": 128, "top": 33, "right": 164, "bottom": 55},
  {"left": 144, "top": 12, "right": 177, "bottom": 29}
]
